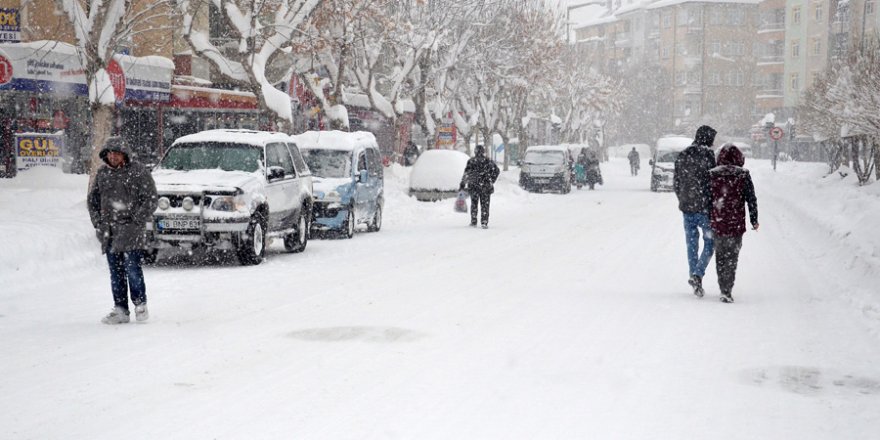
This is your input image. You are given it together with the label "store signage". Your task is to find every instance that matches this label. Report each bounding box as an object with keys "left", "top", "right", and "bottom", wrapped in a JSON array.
[
  {"left": 15, "top": 133, "right": 64, "bottom": 170},
  {"left": 0, "top": 9, "right": 20, "bottom": 42},
  {"left": 0, "top": 42, "right": 172, "bottom": 101},
  {"left": 0, "top": 52, "right": 11, "bottom": 85}
]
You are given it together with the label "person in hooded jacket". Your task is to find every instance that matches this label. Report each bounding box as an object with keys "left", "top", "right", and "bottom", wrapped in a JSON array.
[
  {"left": 627, "top": 147, "right": 640, "bottom": 176},
  {"left": 460, "top": 144, "right": 500, "bottom": 228},
  {"left": 674, "top": 125, "right": 717, "bottom": 297},
  {"left": 709, "top": 143, "right": 759, "bottom": 303},
  {"left": 87, "top": 137, "right": 158, "bottom": 324}
]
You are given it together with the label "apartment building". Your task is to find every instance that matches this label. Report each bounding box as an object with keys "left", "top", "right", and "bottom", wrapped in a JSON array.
[{"left": 755, "top": 0, "right": 786, "bottom": 118}]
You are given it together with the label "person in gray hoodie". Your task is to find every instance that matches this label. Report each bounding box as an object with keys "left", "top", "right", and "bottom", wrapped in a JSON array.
[{"left": 87, "top": 137, "right": 158, "bottom": 324}]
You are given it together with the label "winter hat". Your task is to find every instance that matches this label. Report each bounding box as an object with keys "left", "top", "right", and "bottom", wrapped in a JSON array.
[
  {"left": 99, "top": 137, "right": 131, "bottom": 165},
  {"left": 717, "top": 143, "right": 745, "bottom": 167},
  {"left": 474, "top": 144, "right": 486, "bottom": 156},
  {"left": 694, "top": 125, "right": 717, "bottom": 147}
]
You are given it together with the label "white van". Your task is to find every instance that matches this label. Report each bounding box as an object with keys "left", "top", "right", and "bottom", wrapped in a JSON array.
[
  {"left": 519, "top": 145, "right": 573, "bottom": 193},
  {"left": 649, "top": 136, "right": 692, "bottom": 192}
]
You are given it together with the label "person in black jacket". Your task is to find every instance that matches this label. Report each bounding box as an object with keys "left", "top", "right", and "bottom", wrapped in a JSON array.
[
  {"left": 673, "top": 125, "right": 717, "bottom": 297},
  {"left": 460, "top": 145, "right": 500, "bottom": 228}
]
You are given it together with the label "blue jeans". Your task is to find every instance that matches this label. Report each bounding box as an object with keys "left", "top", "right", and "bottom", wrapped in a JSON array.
[
  {"left": 683, "top": 213, "right": 714, "bottom": 278},
  {"left": 106, "top": 250, "right": 146, "bottom": 310}
]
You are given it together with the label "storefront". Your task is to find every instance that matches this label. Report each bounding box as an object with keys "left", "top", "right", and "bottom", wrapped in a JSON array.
[{"left": 0, "top": 41, "right": 173, "bottom": 176}]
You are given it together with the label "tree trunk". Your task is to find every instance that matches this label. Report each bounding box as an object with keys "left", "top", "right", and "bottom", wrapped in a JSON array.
[
  {"left": 463, "top": 133, "right": 473, "bottom": 156},
  {"left": 87, "top": 103, "right": 116, "bottom": 190},
  {"left": 874, "top": 137, "right": 880, "bottom": 182},
  {"left": 501, "top": 133, "right": 510, "bottom": 172}
]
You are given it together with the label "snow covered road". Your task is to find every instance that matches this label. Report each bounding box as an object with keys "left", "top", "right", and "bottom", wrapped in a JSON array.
[{"left": 1, "top": 159, "right": 878, "bottom": 439}]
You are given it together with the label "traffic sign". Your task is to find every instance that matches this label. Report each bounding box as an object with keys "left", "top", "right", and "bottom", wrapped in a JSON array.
[{"left": 769, "top": 126, "right": 784, "bottom": 140}]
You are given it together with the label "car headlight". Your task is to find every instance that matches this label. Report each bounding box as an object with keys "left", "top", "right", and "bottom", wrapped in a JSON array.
[
  {"left": 157, "top": 197, "right": 170, "bottom": 210},
  {"left": 210, "top": 195, "right": 248, "bottom": 212},
  {"left": 182, "top": 197, "right": 195, "bottom": 211}
]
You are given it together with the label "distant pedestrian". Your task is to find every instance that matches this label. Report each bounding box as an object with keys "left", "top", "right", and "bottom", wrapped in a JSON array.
[
  {"left": 709, "top": 143, "right": 759, "bottom": 303},
  {"left": 404, "top": 141, "right": 420, "bottom": 166},
  {"left": 87, "top": 137, "right": 158, "bottom": 324},
  {"left": 460, "top": 144, "right": 500, "bottom": 228},
  {"left": 627, "top": 147, "right": 640, "bottom": 176},
  {"left": 674, "top": 125, "right": 717, "bottom": 297}
]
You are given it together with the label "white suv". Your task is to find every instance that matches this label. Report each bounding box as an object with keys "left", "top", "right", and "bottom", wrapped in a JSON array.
[{"left": 147, "top": 130, "right": 313, "bottom": 265}]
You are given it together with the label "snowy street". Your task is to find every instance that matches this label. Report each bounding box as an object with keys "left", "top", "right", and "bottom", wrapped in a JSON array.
[{"left": 2, "top": 158, "right": 879, "bottom": 439}]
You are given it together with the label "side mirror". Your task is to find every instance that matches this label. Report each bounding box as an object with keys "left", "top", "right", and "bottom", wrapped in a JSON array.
[
  {"left": 648, "top": 159, "right": 654, "bottom": 166},
  {"left": 359, "top": 169, "right": 368, "bottom": 183},
  {"left": 268, "top": 166, "right": 285, "bottom": 181}
]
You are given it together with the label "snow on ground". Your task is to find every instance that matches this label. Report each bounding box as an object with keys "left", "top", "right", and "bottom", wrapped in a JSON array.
[{"left": 1, "top": 157, "right": 879, "bottom": 439}]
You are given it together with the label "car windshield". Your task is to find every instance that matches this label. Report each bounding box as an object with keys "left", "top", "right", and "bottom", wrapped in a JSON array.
[
  {"left": 657, "top": 151, "right": 680, "bottom": 163},
  {"left": 524, "top": 151, "right": 564, "bottom": 165},
  {"left": 301, "top": 149, "right": 351, "bottom": 178},
  {"left": 160, "top": 142, "right": 263, "bottom": 172}
]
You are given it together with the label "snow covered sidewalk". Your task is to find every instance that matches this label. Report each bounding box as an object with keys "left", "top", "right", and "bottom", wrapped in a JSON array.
[{"left": 0, "top": 159, "right": 878, "bottom": 439}]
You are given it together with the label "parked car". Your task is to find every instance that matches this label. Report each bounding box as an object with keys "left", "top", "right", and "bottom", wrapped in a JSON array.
[
  {"left": 148, "top": 130, "right": 313, "bottom": 265},
  {"left": 649, "top": 135, "right": 692, "bottom": 192},
  {"left": 293, "top": 130, "right": 383, "bottom": 239},
  {"left": 519, "top": 145, "right": 572, "bottom": 193},
  {"left": 408, "top": 149, "right": 470, "bottom": 201}
]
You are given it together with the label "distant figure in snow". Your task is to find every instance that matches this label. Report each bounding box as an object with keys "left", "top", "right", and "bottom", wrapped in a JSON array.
[
  {"left": 87, "top": 137, "right": 158, "bottom": 324},
  {"left": 460, "top": 144, "right": 500, "bottom": 228},
  {"left": 627, "top": 147, "right": 640, "bottom": 176},
  {"left": 709, "top": 144, "right": 759, "bottom": 303},
  {"left": 403, "top": 141, "right": 420, "bottom": 166},
  {"left": 578, "top": 149, "right": 603, "bottom": 190},
  {"left": 674, "top": 125, "right": 717, "bottom": 297}
]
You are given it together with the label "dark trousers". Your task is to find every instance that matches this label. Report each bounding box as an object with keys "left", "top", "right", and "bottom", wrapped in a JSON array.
[
  {"left": 107, "top": 250, "right": 146, "bottom": 310},
  {"left": 470, "top": 191, "right": 491, "bottom": 226},
  {"left": 715, "top": 235, "right": 743, "bottom": 296}
]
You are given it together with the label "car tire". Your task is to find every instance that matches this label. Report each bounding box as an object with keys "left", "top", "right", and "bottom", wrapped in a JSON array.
[
  {"left": 142, "top": 249, "right": 158, "bottom": 265},
  {"left": 340, "top": 209, "right": 355, "bottom": 239},
  {"left": 367, "top": 204, "right": 382, "bottom": 232},
  {"left": 284, "top": 210, "right": 309, "bottom": 253},
  {"left": 237, "top": 211, "right": 266, "bottom": 265}
]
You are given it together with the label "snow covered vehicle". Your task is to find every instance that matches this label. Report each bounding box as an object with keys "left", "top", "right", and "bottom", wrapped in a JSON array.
[
  {"left": 649, "top": 136, "right": 692, "bottom": 192},
  {"left": 408, "top": 149, "right": 470, "bottom": 201},
  {"left": 519, "top": 146, "right": 572, "bottom": 193},
  {"left": 293, "top": 130, "right": 384, "bottom": 239},
  {"left": 147, "top": 130, "right": 314, "bottom": 265}
]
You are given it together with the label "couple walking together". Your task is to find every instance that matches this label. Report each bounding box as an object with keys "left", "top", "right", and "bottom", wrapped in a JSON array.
[{"left": 674, "top": 126, "right": 759, "bottom": 303}]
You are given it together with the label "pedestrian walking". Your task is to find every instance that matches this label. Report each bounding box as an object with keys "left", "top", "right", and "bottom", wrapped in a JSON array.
[
  {"left": 460, "top": 144, "right": 500, "bottom": 229},
  {"left": 627, "top": 147, "right": 640, "bottom": 176},
  {"left": 87, "top": 137, "right": 158, "bottom": 324},
  {"left": 674, "top": 125, "right": 717, "bottom": 297},
  {"left": 709, "top": 143, "right": 759, "bottom": 303}
]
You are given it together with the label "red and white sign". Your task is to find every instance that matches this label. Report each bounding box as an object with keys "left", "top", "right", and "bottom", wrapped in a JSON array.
[
  {"left": 769, "top": 126, "right": 784, "bottom": 140},
  {"left": 0, "top": 53, "right": 12, "bottom": 85},
  {"left": 106, "top": 59, "right": 126, "bottom": 103}
]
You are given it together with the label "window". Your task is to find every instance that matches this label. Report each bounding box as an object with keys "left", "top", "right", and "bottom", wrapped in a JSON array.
[
  {"left": 286, "top": 143, "right": 309, "bottom": 176},
  {"left": 726, "top": 70, "right": 744, "bottom": 87},
  {"left": 791, "top": 39, "right": 800, "bottom": 57},
  {"left": 730, "top": 41, "right": 745, "bottom": 56},
  {"left": 677, "top": 9, "right": 688, "bottom": 25},
  {"left": 366, "top": 148, "right": 382, "bottom": 177},
  {"left": 267, "top": 143, "right": 295, "bottom": 177},
  {"left": 868, "top": 0, "right": 875, "bottom": 15},
  {"left": 662, "top": 13, "right": 672, "bottom": 28},
  {"left": 709, "top": 9, "right": 723, "bottom": 25},
  {"left": 357, "top": 152, "right": 367, "bottom": 173},
  {"left": 709, "top": 40, "right": 722, "bottom": 54},
  {"left": 790, "top": 73, "right": 800, "bottom": 91},
  {"left": 708, "top": 71, "right": 722, "bottom": 86},
  {"left": 792, "top": 6, "right": 801, "bottom": 24},
  {"left": 661, "top": 46, "right": 670, "bottom": 58},
  {"left": 814, "top": 4, "right": 823, "bottom": 21},
  {"left": 727, "top": 10, "right": 745, "bottom": 26},
  {"left": 676, "top": 70, "right": 687, "bottom": 85},
  {"left": 812, "top": 37, "right": 822, "bottom": 56}
]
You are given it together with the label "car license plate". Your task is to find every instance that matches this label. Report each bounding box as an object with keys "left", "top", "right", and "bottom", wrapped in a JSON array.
[
  {"left": 534, "top": 178, "right": 550, "bottom": 183},
  {"left": 158, "top": 217, "right": 201, "bottom": 230}
]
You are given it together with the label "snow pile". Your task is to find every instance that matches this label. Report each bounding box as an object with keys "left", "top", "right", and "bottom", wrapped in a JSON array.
[
  {"left": 292, "top": 130, "right": 378, "bottom": 152},
  {"left": 0, "top": 167, "right": 101, "bottom": 289}
]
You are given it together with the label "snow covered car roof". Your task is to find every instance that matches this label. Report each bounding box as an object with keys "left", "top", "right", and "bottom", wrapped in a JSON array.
[
  {"left": 173, "top": 129, "right": 293, "bottom": 147},
  {"left": 655, "top": 136, "right": 693, "bottom": 152},
  {"left": 409, "top": 149, "right": 469, "bottom": 195},
  {"left": 292, "top": 130, "right": 378, "bottom": 152},
  {"left": 525, "top": 145, "right": 570, "bottom": 153}
]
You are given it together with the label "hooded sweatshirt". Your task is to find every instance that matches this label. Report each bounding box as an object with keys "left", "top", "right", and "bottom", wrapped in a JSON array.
[
  {"left": 87, "top": 138, "right": 158, "bottom": 253},
  {"left": 673, "top": 125, "right": 717, "bottom": 213},
  {"left": 709, "top": 144, "right": 758, "bottom": 237}
]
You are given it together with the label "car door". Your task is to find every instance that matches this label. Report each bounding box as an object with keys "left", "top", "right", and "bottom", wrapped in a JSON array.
[
  {"left": 286, "top": 142, "right": 312, "bottom": 217},
  {"left": 353, "top": 148, "right": 370, "bottom": 222},
  {"left": 365, "top": 147, "right": 382, "bottom": 213},
  {"left": 265, "top": 142, "right": 297, "bottom": 231}
]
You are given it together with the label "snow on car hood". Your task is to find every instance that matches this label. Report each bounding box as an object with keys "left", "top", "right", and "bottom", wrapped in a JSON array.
[
  {"left": 152, "top": 169, "right": 265, "bottom": 194},
  {"left": 312, "top": 177, "right": 353, "bottom": 194}
]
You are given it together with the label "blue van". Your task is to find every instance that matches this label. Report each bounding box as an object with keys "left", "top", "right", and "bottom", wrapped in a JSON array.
[{"left": 293, "top": 131, "right": 384, "bottom": 238}]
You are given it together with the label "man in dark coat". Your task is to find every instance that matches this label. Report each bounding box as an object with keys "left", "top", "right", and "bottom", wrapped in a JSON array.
[
  {"left": 87, "top": 137, "right": 158, "bottom": 324},
  {"left": 674, "top": 125, "right": 717, "bottom": 297},
  {"left": 460, "top": 144, "right": 500, "bottom": 228},
  {"left": 627, "top": 147, "right": 640, "bottom": 176},
  {"left": 709, "top": 144, "right": 759, "bottom": 303}
]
